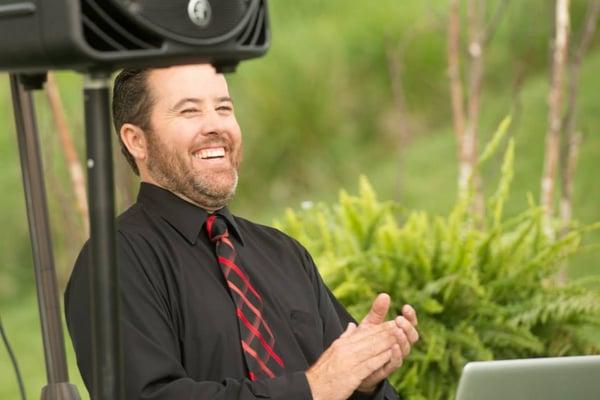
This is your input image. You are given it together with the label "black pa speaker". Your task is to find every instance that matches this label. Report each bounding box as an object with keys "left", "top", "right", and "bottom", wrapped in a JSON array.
[{"left": 0, "top": 0, "right": 269, "bottom": 73}]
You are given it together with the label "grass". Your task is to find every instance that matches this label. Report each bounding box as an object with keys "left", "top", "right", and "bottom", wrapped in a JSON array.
[{"left": 0, "top": 293, "right": 88, "bottom": 400}]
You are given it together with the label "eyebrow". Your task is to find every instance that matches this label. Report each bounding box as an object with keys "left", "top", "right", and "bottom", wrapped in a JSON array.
[{"left": 170, "top": 96, "right": 234, "bottom": 111}]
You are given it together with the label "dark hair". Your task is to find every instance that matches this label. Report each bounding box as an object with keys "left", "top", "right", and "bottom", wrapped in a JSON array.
[{"left": 112, "top": 68, "right": 155, "bottom": 175}]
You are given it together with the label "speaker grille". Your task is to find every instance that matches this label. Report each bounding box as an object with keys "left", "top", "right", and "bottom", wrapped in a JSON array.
[
  {"left": 81, "top": 0, "right": 163, "bottom": 52},
  {"left": 235, "top": 0, "right": 267, "bottom": 47},
  {"left": 119, "top": 0, "right": 250, "bottom": 42},
  {"left": 80, "top": 0, "right": 267, "bottom": 53}
]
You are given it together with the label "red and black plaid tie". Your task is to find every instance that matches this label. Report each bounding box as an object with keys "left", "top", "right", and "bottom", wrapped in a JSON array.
[{"left": 206, "top": 214, "right": 285, "bottom": 381}]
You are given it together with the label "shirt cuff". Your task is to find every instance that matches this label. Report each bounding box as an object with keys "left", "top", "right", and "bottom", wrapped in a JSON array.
[{"left": 251, "top": 371, "right": 312, "bottom": 399}]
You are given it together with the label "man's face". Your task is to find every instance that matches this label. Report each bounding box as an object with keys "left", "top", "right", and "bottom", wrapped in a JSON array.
[{"left": 143, "top": 64, "right": 242, "bottom": 210}]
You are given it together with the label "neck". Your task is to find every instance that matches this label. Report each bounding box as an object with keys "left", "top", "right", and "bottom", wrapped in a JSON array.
[{"left": 141, "top": 178, "right": 221, "bottom": 213}]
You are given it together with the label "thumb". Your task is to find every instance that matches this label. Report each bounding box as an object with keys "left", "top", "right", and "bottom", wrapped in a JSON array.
[{"left": 361, "top": 293, "right": 391, "bottom": 325}]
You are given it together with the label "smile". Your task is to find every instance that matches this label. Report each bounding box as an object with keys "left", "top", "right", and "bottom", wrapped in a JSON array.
[{"left": 193, "top": 147, "right": 226, "bottom": 160}]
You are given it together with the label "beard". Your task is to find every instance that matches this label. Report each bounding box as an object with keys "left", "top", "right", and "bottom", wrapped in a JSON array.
[{"left": 145, "top": 131, "right": 240, "bottom": 210}]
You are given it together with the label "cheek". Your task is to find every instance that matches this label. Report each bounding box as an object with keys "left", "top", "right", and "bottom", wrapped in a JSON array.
[
  {"left": 227, "top": 121, "right": 242, "bottom": 145},
  {"left": 163, "top": 123, "right": 196, "bottom": 147}
]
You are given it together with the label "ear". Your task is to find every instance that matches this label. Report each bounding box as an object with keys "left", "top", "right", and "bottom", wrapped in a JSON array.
[{"left": 120, "top": 123, "right": 148, "bottom": 163}]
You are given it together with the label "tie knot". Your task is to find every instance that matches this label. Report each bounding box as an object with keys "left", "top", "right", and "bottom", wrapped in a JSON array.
[{"left": 206, "top": 214, "right": 228, "bottom": 242}]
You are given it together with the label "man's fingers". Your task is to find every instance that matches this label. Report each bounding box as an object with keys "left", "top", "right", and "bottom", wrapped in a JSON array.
[
  {"left": 359, "top": 343, "right": 405, "bottom": 393},
  {"left": 395, "top": 316, "right": 419, "bottom": 344},
  {"left": 346, "top": 319, "right": 395, "bottom": 345},
  {"left": 339, "top": 316, "right": 415, "bottom": 365},
  {"left": 382, "top": 343, "right": 404, "bottom": 374},
  {"left": 361, "top": 293, "right": 391, "bottom": 325},
  {"left": 361, "top": 348, "right": 393, "bottom": 379},
  {"left": 344, "top": 325, "right": 398, "bottom": 363},
  {"left": 402, "top": 304, "right": 418, "bottom": 326},
  {"left": 309, "top": 317, "right": 405, "bottom": 400},
  {"left": 397, "top": 330, "right": 411, "bottom": 357},
  {"left": 354, "top": 310, "right": 419, "bottom": 393}
]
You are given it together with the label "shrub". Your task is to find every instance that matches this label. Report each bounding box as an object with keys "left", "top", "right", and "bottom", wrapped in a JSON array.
[{"left": 275, "top": 132, "right": 600, "bottom": 399}]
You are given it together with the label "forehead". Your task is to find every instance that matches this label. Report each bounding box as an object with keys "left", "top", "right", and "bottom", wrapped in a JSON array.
[{"left": 146, "top": 64, "right": 230, "bottom": 104}]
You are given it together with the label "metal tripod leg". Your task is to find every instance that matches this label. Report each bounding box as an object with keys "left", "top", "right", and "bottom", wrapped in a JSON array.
[
  {"left": 9, "top": 74, "right": 80, "bottom": 400},
  {"left": 83, "top": 72, "right": 123, "bottom": 400}
]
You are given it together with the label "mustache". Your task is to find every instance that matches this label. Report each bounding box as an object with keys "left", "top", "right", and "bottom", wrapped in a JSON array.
[{"left": 192, "top": 137, "right": 232, "bottom": 151}]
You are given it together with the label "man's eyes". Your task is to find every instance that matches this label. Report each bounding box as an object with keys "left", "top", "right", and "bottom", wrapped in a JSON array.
[{"left": 180, "top": 106, "right": 232, "bottom": 114}]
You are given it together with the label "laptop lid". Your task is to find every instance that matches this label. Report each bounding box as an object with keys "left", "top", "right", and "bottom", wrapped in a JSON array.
[{"left": 455, "top": 355, "right": 600, "bottom": 400}]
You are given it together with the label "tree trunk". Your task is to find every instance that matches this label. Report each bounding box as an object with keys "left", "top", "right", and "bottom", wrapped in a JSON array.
[
  {"left": 385, "top": 37, "right": 412, "bottom": 201},
  {"left": 45, "top": 73, "right": 89, "bottom": 236},
  {"left": 540, "top": 0, "right": 570, "bottom": 237},
  {"left": 448, "top": 0, "right": 466, "bottom": 146},
  {"left": 556, "top": 0, "right": 599, "bottom": 282},
  {"left": 466, "top": 0, "right": 486, "bottom": 219},
  {"left": 448, "top": 0, "right": 496, "bottom": 223},
  {"left": 560, "top": 0, "right": 599, "bottom": 228}
]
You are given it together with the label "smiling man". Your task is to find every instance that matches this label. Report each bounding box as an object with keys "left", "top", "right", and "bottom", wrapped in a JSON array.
[{"left": 65, "top": 64, "right": 419, "bottom": 400}]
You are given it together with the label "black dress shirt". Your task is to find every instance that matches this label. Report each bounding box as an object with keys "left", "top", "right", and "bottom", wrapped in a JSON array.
[{"left": 65, "top": 183, "right": 400, "bottom": 400}]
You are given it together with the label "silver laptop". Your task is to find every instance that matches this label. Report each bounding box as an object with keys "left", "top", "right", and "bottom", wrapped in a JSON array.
[{"left": 456, "top": 355, "right": 600, "bottom": 400}]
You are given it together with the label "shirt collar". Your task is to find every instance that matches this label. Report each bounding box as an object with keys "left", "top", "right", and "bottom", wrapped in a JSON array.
[{"left": 136, "top": 182, "right": 244, "bottom": 246}]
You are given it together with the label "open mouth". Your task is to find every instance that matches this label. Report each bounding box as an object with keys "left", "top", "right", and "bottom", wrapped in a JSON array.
[{"left": 193, "top": 147, "right": 226, "bottom": 160}]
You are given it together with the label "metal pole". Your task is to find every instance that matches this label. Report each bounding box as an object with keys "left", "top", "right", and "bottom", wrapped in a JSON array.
[
  {"left": 9, "top": 74, "right": 80, "bottom": 400},
  {"left": 83, "top": 72, "right": 123, "bottom": 400}
]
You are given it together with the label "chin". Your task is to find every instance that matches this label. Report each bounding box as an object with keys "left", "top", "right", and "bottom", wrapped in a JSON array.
[{"left": 193, "top": 173, "right": 238, "bottom": 199}]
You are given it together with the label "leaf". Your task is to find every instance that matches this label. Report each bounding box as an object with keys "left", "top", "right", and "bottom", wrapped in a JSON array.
[
  {"left": 421, "top": 297, "right": 445, "bottom": 314},
  {"left": 275, "top": 174, "right": 600, "bottom": 400},
  {"left": 477, "top": 115, "right": 512, "bottom": 166}
]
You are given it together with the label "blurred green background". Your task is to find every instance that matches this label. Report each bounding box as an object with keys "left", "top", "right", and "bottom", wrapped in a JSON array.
[{"left": 1, "top": 0, "right": 599, "bottom": 398}]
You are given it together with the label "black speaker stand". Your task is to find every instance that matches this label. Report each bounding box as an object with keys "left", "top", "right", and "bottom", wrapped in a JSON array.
[{"left": 10, "top": 71, "right": 124, "bottom": 400}]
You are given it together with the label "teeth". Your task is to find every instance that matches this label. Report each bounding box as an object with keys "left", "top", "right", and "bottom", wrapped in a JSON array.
[{"left": 195, "top": 147, "right": 225, "bottom": 159}]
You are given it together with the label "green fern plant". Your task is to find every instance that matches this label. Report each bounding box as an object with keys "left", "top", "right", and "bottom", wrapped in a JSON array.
[{"left": 275, "top": 123, "right": 600, "bottom": 400}]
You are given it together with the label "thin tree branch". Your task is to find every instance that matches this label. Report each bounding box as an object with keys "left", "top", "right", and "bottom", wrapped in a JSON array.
[
  {"left": 448, "top": 0, "right": 466, "bottom": 144},
  {"left": 385, "top": 36, "right": 413, "bottom": 201},
  {"left": 561, "top": 0, "right": 599, "bottom": 159},
  {"left": 385, "top": 37, "right": 412, "bottom": 143},
  {"left": 466, "top": 0, "right": 485, "bottom": 156},
  {"left": 509, "top": 61, "right": 527, "bottom": 133},
  {"left": 466, "top": 0, "right": 486, "bottom": 219},
  {"left": 38, "top": 110, "right": 82, "bottom": 285},
  {"left": 541, "top": 0, "right": 570, "bottom": 236},
  {"left": 574, "top": 0, "right": 600, "bottom": 61},
  {"left": 556, "top": 0, "right": 599, "bottom": 282},
  {"left": 45, "top": 72, "right": 89, "bottom": 235},
  {"left": 483, "top": 0, "right": 510, "bottom": 45}
]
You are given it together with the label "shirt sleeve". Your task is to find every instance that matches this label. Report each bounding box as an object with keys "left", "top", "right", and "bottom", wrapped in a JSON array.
[
  {"left": 300, "top": 248, "right": 402, "bottom": 400},
  {"left": 64, "top": 234, "right": 313, "bottom": 400}
]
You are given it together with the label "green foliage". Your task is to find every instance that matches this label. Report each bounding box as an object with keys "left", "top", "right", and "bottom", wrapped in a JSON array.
[
  {"left": 275, "top": 141, "right": 600, "bottom": 399},
  {"left": 0, "top": 294, "right": 88, "bottom": 400}
]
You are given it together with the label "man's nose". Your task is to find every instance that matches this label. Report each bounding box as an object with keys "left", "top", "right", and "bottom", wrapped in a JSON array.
[{"left": 201, "top": 109, "right": 225, "bottom": 136}]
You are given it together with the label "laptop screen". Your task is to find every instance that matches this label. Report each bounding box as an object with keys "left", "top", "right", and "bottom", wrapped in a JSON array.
[{"left": 455, "top": 355, "right": 600, "bottom": 400}]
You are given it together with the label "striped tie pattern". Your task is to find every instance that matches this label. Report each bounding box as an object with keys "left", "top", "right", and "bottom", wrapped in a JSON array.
[{"left": 206, "top": 214, "right": 285, "bottom": 381}]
